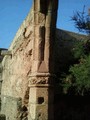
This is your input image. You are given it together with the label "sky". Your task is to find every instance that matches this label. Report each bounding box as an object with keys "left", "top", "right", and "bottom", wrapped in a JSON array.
[{"left": 0, "top": 0, "right": 90, "bottom": 48}]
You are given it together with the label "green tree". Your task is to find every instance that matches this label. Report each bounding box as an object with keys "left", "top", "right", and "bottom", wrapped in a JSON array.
[{"left": 71, "top": 6, "right": 90, "bottom": 34}]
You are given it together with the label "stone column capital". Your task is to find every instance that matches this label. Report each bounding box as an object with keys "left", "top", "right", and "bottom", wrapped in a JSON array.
[{"left": 29, "top": 72, "right": 56, "bottom": 85}]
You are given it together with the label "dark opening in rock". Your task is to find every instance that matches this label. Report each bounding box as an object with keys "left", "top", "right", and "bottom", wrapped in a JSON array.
[{"left": 38, "top": 97, "right": 44, "bottom": 104}]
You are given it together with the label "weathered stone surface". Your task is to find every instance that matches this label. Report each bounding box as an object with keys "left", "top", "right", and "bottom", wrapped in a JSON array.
[
  {"left": 1, "top": 8, "right": 33, "bottom": 99},
  {"left": 1, "top": 95, "right": 22, "bottom": 120},
  {"left": 0, "top": 49, "right": 6, "bottom": 95},
  {"left": 1, "top": 7, "right": 34, "bottom": 120},
  {"left": 28, "top": 84, "right": 54, "bottom": 120}
]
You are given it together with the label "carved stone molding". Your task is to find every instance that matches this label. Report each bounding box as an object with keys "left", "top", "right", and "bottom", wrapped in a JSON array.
[
  {"left": 29, "top": 76, "right": 49, "bottom": 84},
  {"left": 29, "top": 72, "right": 56, "bottom": 85}
]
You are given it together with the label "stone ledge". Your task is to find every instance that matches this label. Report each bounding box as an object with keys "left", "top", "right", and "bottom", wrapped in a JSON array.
[
  {"left": 0, "top": 95, "right": 22, "bottom": 120},
  {"left": 1, "top": 50, "right": 12, "bottom": 56},
  {"left": 29, "top": 84, "right": 54, "bottom": 87},
  {"left": 0, "top": 95, "right": 22, "bottom": 101},
  {"left": 29, "top": 72, "right": 56, "bottom": 77}
]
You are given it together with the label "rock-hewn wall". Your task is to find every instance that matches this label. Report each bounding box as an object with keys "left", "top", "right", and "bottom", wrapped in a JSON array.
[
  {"left": 0, "top": 57, "right": 3, "bottom": 95},
  {"left": 2, "top": 8, "right": 33, "bottom": 99},
  {"left": 0, "top": 49, "right": 7, "bottom": 120},
  {"left": 0, "top": 49, "right": 7, "bottom": 94},
  {"left": 1, "top": 8, "right": 34, "bottom": 120}
]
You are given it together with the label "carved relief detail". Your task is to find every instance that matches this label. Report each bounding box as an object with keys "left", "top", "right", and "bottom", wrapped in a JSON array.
[
  {"left": 29, "top": 75, "right": 55, "bottom": 85},
  {"left": 29, "top": 77, "right": 49, "bottom": 84}
]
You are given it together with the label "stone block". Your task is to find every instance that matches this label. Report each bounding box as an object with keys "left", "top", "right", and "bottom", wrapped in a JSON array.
[
  {"left": 1, "top": 95, "right": 22, "bottom": 120},
  {"left": 29, "top": 84, "right": 50, "bottom": 104},
  {"left": 28, "top": 84, "right": 54, "bottom": 120}
]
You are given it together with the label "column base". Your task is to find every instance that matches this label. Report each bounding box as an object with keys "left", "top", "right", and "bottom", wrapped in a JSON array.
[{"left": 28, "top": 84, "right": 54, "bottom": 120}]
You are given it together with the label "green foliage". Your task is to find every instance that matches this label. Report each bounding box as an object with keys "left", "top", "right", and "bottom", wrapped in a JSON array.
[
  {"left": 60, "top": 40, "right": 90, "bottom": 95},
  {"left": 72, "top": 41, "right": 86, "bottom": 59},
  {"left": 71, "top": 6, "right": 90, "bottom": 34},
  {"left": 69, "top": 55, "right": 90, "bottom": 95}
]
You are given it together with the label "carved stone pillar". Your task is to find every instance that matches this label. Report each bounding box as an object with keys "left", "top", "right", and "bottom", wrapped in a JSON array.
[
  {"left": 28, "top": 73, "right": 55, "bottom": 120},
  {"left": 28, "top": 0, "right": 58, "bottom": 120}
]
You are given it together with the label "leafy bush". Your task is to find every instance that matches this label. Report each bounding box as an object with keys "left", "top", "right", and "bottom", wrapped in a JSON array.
[
  {"left": 69, "top": 55, "right": 90, "bottom": 95},
  {"left": 72, "top": 41, "right": 86, "bottom": 59},
  {"left": 60, "top": 40, "right": 90, "bottom": 95}
]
